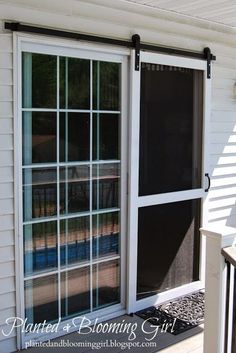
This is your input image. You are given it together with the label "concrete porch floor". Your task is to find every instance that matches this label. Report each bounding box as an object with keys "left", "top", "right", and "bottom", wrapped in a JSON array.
[{"left": 22, "top": 315, "right": 204, "bottom": 353}]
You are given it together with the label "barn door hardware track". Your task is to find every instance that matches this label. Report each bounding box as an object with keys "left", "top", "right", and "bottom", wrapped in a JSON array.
[{"left": 5, "top": 22, "right": 216, "bottom": 75}]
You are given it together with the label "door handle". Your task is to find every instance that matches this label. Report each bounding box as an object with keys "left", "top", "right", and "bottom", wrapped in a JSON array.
[{"left": 205, "top": 173, "right": 211, "bottom": 192}]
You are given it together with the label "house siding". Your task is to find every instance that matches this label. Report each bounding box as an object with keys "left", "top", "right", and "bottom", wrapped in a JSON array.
[
  {"left": 0, "top": 1, "right": 236, "bottom": 351},
  {"left": 0, "top": 23, "right": 16, "bottom": 353},
  {"left": 210, "top": 54, "right": 236, "bottom": 226}
]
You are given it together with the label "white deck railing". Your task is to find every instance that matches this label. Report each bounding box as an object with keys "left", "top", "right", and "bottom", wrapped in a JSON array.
[{"left": 200, "top": 226, "right": 236, "bottom": 353}]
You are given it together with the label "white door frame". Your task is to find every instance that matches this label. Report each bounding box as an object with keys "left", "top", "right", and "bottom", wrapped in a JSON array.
[
  {"left": 13, "top": 33, "right": 129, "bottom": 349},
  {"left": 127, "top": 50, "right": 211, "bottom": 313}
]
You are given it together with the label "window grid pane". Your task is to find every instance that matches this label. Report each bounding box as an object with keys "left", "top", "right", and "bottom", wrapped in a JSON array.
[{"left": 22, "top": 53, "right": 121, "bottom": 324}]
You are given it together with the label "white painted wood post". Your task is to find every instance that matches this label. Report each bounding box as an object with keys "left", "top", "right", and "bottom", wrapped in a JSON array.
[{"left": 200, "top": 226, "right": 236, "bottom": 353}]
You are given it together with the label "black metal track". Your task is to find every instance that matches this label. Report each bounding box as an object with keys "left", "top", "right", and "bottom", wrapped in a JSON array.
[{"left": 4, "top": 22, "right": 216, "bottom": 62}]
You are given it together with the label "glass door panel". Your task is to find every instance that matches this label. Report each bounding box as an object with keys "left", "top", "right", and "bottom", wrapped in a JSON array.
[
  {"left": 24, "top": 221, "right": 58, "bottom": 276},
  {"left": 93, "top": 259, "right": 120, "bottom": 310},
  {"left": 59, "top": 113, "right": 90, "bottom": 162},
  {"left": 60, "top": 57, "right": 90, "bottom": 109},
  {"left": 23, "top": 168, "right": 57, "bottom": 221},
  {"left": 25, "top": 274, "right": 58, "bottom": 324},
  {"left": 22, "top": 53, "right": 57, "bottom": 108},
  {"left": 60, "top": 216, "right": 90, "bottom": 266},
  {"left": 61, "top": 267, "right": 90, "bottom": 318},
  {"left": 22, "top": 112, "right": 57, "bottom": 164},
  {"left": 22, "top": 51, "right": 123, "bottom": 325}
]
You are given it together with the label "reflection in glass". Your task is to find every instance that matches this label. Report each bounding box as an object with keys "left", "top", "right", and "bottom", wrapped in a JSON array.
[
  {"left": 60, "top": 113, "right": 90, "bottom": 162},
  {"left": 25, "top": 274, "right": 58, "bottom": 324},
  {"left": 60, "top": 57, "right": 90, "bottom": 109},
  {"left": 93, "top": 260, "right": 120, "bottom": 310},
  {"left": 60, "top": 217, "right": 90, "bottom": 266},
  {"left": 60, "top": 166, "right": 90, "bottom": 214},
  {"left": 93, "top": 61, "right": 120, "bottom": 111},
  {"left": 22, "top": 54, "right": 122, "bottom": 324},
  {"left": 93, "top": 114, "right": 120, "bottom": 160},
  {"left": 23, "top": 168, "right": 57, "bottom": 222},
  {"left": 137, "top": 199, "right": 201, "bottom": 300},
  {"left": 22, "top": 52, "right": 57, "bottom": 108},
  {"left": 61, "top": 267, "right": 90, "bottom": 317},
  {"left": 92, "top": 212, "right": 119, "bottom": 259},
  {"left": 24, "top": 221, "right": 57, "bottom": 276},
  {"left": 23, "top": 112, "right": 57, "bottom": 165},
  {"left": 93, "top": 164, "right": 120, "bottom": 211}
]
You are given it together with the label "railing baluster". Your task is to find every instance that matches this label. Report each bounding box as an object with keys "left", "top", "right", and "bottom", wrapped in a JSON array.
[
  {"left": 222, "top": 247, "right": 236, "bottom": 353},
  {"left": 225, "top": 260, "right": 231, "bottom": 353},
  {"left": 232, "top": 267, "right": 236, "bottom": 353}
]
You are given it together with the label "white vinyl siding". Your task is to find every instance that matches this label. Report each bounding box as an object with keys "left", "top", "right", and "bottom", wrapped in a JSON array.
[
  {"left": 0, "top": 24, "right": 16, "bottom": 353},
  {"left": 209, "top": 52, "right": 236, "bottom": 227},
  {"left": 0, "top": 1, "right": 236, "bottom": 351}
]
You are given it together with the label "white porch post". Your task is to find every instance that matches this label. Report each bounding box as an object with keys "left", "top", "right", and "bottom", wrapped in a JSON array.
[{"left": 200, "top": 226, "right": 236, "bottom": 353}]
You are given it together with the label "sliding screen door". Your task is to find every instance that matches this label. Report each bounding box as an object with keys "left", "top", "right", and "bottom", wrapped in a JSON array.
[
  {"left": 21, "top": 50, "right": 125, "bottom": 325},
  {"left": 137, "top": 62, "right": 203, "bottom": 299},
  {"left": 128, "top": 51, "right": 209, "bottom": 309}
]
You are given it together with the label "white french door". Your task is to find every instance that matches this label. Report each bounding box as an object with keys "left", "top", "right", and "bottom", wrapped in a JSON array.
[
  {"left": 16, "top": 37, "right": 128, "bottom": 347},
  {"left": 127, "top": 50, "right": 211, "bottom": 313}
]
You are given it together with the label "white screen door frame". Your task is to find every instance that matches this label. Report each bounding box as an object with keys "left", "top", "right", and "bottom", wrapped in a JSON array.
[{"left": 127, "top": 50, "right": 211, "bottom": 313}]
